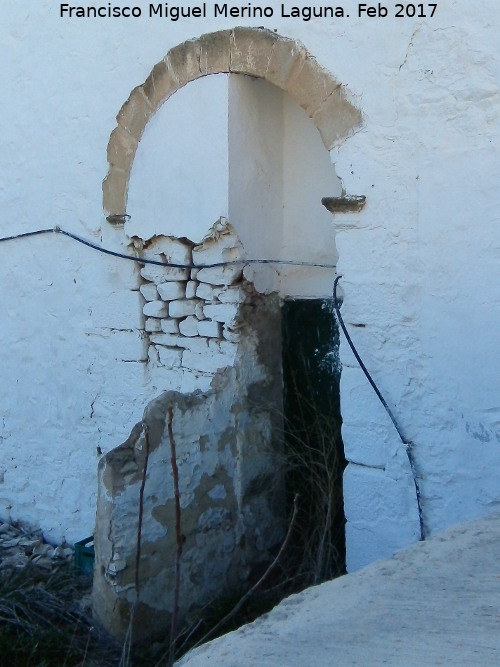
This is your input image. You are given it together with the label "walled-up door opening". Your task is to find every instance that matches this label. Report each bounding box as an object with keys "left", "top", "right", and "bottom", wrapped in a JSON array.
[
  {"left": 97, "top": 38, "right": 362, "bottom": 639},
  {"left": 125, "top": 71, "right": 347, "bottom": 580}
]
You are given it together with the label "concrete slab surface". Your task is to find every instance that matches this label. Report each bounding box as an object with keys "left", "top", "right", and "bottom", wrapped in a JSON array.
[{"left": 177, "top": 512, "right": 500, "bottom": 666}]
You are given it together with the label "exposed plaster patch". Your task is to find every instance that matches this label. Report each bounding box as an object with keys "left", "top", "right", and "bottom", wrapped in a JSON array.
[
  {"left": 93, "top": 222, "right": 285, "bottom": 641},
  {"left": 94, "top": 350, "right": 284, "bottom": 641}
]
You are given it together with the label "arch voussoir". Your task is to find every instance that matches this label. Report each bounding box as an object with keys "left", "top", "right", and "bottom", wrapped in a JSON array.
[
  {"left": 313, "top": 87, "right": 362, "bottom": 150},
  {"left": 288, "top": 56, "right": 341, "bottom": 117},
  {"left": 229, "top": 26, "right": 278, "bottom": 77},
  {"left": 263, "top": 36, "right": 307, "bottom": 92},
  {"left": 102, "top": 167, "right": 129, "bottom": 217},
  {"left": 116, "top": 85, "right": 153, "bottom": 141},
  {"left": 198, "top": 29, "right": 232, "bottom": 75},
  {"left": 107, "top": 126, "right": 138, "bottom": 173},
  {"left": 142, "top": 60, "right": 177, "bottom": 109},
  {"left": 165, "top": 38, "right": 203, "bottom": 89}
]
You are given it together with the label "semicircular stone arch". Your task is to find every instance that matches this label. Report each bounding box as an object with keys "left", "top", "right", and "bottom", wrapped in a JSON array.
[{"left": 103, "top": 26, "right": 362, "bottom": 216}]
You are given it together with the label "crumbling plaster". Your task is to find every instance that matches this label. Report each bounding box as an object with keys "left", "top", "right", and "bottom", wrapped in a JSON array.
[{"left": 93, "top": 247, "right": 286, "bottom": 640}]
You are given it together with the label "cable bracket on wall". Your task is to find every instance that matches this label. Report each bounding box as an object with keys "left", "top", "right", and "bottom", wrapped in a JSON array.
[{"left": 321, "top": 195, "right": 366, "bottom": 214}]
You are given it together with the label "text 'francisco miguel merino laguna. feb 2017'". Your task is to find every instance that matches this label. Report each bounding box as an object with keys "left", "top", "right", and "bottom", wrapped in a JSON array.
[{"left": 59, "top": 3, "right": 439, "bottom": 20}]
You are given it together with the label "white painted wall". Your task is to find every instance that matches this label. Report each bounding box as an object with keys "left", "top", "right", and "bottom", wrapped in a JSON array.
[
  {"left": 228, "top": 74, "right": 342, "bottom": 296},
  {"left": 228, "top": 75, "right": 284, "bottom": 293},
  {"left": 332, "top": 8, "right": 500, "bottom": 569},
  {"left": 127, "top": 74, "right": 229, "bottom": 242},
  {"left": 1, "top": 2, "right": 499, "bottom": 574},
  {"left": 282, "top": 93, "right": 343, "bottom": 297}
]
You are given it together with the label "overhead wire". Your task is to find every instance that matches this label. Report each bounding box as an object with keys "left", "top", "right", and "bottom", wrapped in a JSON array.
[{"left": 0, "top": 226, "right": 337, "bottom": 270}]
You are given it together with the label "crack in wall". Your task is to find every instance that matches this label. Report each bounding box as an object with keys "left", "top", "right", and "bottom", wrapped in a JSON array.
[{"left": 399, "top": 25, "right": 423, "bottom": 71}]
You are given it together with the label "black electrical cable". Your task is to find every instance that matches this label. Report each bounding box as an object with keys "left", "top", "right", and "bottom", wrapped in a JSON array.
[
  {"left": 0, "top": 226, "right": 337, "bottom": 270},
  {"left": 0, "top": 228, "right": 55, "bottom": 242},
  {"left": 333, "top": 275, "right": 425, "bottom": 541}
]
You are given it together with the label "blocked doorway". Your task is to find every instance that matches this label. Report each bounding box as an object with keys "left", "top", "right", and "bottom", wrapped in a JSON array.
[
  {"left": 95, "top": 28, "right": 361, "bottom": 643},
  {"left": 128, "top": 70, "right": 347, "bottom": 578}
]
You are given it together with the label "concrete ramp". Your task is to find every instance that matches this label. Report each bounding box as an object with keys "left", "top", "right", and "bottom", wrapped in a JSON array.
[{"left": 177, "top": 512, "right": 500, "bottom": 666}]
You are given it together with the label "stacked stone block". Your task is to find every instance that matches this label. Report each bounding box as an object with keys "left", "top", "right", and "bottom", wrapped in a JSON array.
[{"left": 138, "top": 220, "right": 247, "bottom": 376}]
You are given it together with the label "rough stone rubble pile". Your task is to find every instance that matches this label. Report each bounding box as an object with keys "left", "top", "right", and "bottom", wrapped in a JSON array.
[
  {"left": 0, "top": 518, "right": 73, "bottom": 572},
  {"left": 135, "top": 219, "right": 254, "bottom": 376}
]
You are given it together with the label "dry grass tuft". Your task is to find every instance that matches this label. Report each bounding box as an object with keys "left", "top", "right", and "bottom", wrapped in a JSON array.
[{"left": 0, "top": 562, "right": 121, "bottom": 667}]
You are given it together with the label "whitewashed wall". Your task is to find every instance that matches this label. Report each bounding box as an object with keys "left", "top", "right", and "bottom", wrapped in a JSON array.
[
  {"left": 0, "top": 2, "right": 499, "bottom": 571},
  {"left": 127, "top": 73, "right": 229, "bottom": 241}
]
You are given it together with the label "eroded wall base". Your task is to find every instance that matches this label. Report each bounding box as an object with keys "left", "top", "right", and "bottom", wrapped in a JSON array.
[{"left": 93, "top": 294, "right": 284, "bottom": 642}]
